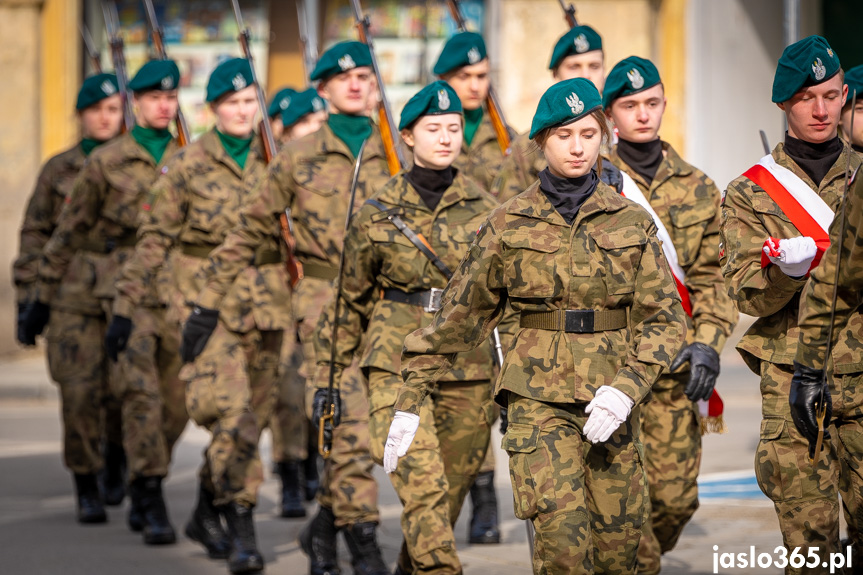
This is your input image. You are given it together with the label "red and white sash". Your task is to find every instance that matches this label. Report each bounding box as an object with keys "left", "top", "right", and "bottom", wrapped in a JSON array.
[
  {"left": 743, "top": 154, "right": 834, "bottom": 271},
  {"left": 620, "top": 171, "right": 724, "bottom": 431}
]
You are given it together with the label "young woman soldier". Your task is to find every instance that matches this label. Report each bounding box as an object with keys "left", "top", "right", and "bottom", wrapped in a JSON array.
[
  {"left": 314, "top": 81, "right": 499, "bottom": 575},
  {"left": 385, "top": 78, "right": 687, "bottom": 574}
]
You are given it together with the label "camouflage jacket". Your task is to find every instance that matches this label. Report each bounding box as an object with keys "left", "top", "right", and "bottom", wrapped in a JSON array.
[
  {"left": 608, "top": 142, "right": 737, "bottom": 354},
  {"left": 195, "top": 122, "right": 392, "bottom": 312},
  {"left": 36, "top": 132, "right": 179, "bottom": 309},
  {"left": 454, "top": 107, "right": 514, "bottom": 193},
  {"left": 796, "top": 169, "right": 863, "bottom": 370},
  {"left": 113, "top": 130, "right": 290, "bottom": 332},
  {"left": 720, "top": 142, "right": 862, "bottom": 374},
  {"left": 314, "top": 171, "right": 499, "bottom": 384},
  {"left": 14, "top": 143, "right": 87, "bottom": 307},
  {"left": 394, "top": 180, "right": 687, "bottom": 414}
]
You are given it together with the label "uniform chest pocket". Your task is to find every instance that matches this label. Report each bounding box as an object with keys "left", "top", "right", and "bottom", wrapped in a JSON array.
[
  {"left": 501, "top": 230, "right": 560, "bottom": 298},
  {"left": 750, "top": 193, "right": 792, "bottom": 225},
  {"left": 188, "top": 181, "right": 235, "bottom": 232},
  {"left": 368, "top": 225, "right": 424, "bottom": 286},
  {"left": 591, "top": 227, "right": 647, "bottom": 295},
  {"left": 668, "top": 202, "right": 714, "bottom": 267},
  {"left": 103, "top": 168, "right": 147, "bottom": 225}
]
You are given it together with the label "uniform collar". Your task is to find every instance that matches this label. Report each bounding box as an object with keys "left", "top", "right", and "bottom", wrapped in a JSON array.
[
  {"left": 316, "top": 121, "right": 388, "bottom": 164},
  {"left": 201, "top": 128, "right": 264, "bottom": 177},
  {"left": 121, "top": 130, "right": 179, "bottom": 167},
  {"left": 376, "top": 169, "right": 481, "bottom": 213},
  {"left": 506, "top": 179, "right": 627, "bottom": 226},
  {"left": 609, "top": 140, "right": 692, "bottom": 191},
  {"left": 462, "top": 106, "right": 497, "bottom": 152},
  {"left": 772, "top": 141, "right": 861, "bottom": 191}
]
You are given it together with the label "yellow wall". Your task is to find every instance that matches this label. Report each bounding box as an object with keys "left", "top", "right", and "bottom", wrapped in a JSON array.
[
  {"left": 41, "top": 0, "right": 81, "bottom": 159},
  {"left": 656, "top": 0, "right": 687, "bottom": 152}
]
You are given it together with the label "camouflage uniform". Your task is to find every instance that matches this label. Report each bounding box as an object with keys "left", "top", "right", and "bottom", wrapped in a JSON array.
[
  {"left": 397, "top": 180, "right": 687, "bottom": 574},
  {"left": 720, "top": 142, "right": 862, "bottom": 574},
  {"left": 455, "top": 107, "right": 513, "bottom": 193},
  {"left": 113, "top": 129, "right": 290, "bottom": 507},
  {"left": 35, "top": 133, "right": 179, "bottom": 474},
  {"left": 270, "top": 326, "right": 308, "bottom": 464},
  {"left": 313, "top": 173, "right": 498, "bottom": 573},
  {"left": 195, "top": 123, "right": 392, "bottom": 522},
  {"left": 606, "top": 143, "right": 737, "bottom": 574}
]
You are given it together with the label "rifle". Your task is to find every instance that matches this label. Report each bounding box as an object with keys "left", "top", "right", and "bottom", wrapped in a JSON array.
[
  {"left": 812, "top": 88, "right": 858, "bottom": 464},
  {"left": 759, "top": 130, "right": 771, "bottom": 155},
  {"left": 101, "top": 1, "right": 134, "bottom": 131},
  {"left": 141, "top": 0, "right": 191, "bottom": 147},
  {"left": 557, "top": 0, "right": 578, "bottom": 27},
  {"left": 80, "top": 23, "right": 103, "bottom": 73},
  {"left": 297, "top": 0, "right": 318, "bottom": 84},
  {"left": 348, "top": 0, "right": 407, "bottom": 176},
  {"left": 444, "top": 0, "right": 512, "bottom": 156}
]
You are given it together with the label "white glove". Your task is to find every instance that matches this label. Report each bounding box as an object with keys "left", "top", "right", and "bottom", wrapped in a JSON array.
[
  {"left": 762, "top": 236, "right": 817, "bottom": 277},
  {"left": 383, "top": 411, "right": 420, "bottom": 473},
  {"left": 583, "top": 386, "right": 634, "bottom": 444}
]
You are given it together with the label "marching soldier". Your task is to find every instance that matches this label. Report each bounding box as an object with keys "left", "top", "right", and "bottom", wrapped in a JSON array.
[
  {"left": 387, "top": 77, "right": 686, "bottom": 574},
  {"left": 602, "top": 56, "right": 737, "bottom": 574},
  {"left": 13, "top": 72, "right": 124, "bottom": 523},
  {"left": 19, "top": 61, "right": 181, "bottom": 524},
  {"left": 315, "top": 81, "right": 499, "bottom": 575},
  {"left": 267, "top": 87, "right": 297, "bottom": 144},
  {"left": 720, "top": 36, "right": 862, "bottom": 573},
  {"left": 186, "top": 42, "right": 390, "bottom": 575},
  {"left": 840, "top": 65, "right": 863, "bottom": 154}
]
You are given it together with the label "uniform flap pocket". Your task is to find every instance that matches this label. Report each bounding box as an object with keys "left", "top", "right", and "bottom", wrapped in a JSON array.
[
  {"left": 501, "top": 230, "right": 560, "bottom": 253},
  {"left": 368, "top": 224, "right": 414, "bottom": 246},
  {"left": 501, "top": 422, "right": 540, "bottom": 454},
  {"left": 759, "top": 418, "right": 785, "bottom": 440},
  {"left": 750, "top": 193, "right": 791, "bottom": 222},
  {"left": 591, "top": 227, "right": 647, "bottom": 250},
  {"left": 668, "top": 203, "right": 714, "bottom": 228}
]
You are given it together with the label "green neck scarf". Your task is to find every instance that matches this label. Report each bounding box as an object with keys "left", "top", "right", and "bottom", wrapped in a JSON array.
[
  {"left": 131, "top": 125, "right": 173, "bottom": 164},
  {"left": 80, "top": 138, "right": 105, "bottom": 157},
  {"left": 216, "top": 129, "right": 254, "bottom": 171},
  {"left": 463, "top": 107, "right": 483, "bottom": 148},
  {"left": 328, "top": 114, "right": 372, "bottom": 159}
]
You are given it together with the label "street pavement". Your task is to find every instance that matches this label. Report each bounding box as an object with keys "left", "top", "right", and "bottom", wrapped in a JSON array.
[{"left": 0, "top": 318, "right": 794, "bottom": 574}]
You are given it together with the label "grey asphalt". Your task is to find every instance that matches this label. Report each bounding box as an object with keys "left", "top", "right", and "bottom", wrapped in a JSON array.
[{"left": 0, "top": 318, "right": 790, "bottom": 574}]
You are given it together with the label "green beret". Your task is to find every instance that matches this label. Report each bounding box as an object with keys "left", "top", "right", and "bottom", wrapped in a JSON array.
[
  {"left": 529, "top": 78, "right": 602, "bottom": 139},
  {"left": 282, "top": 88, "right": 327, "bottom": 128},
  {"left": 602, "top": 56, "right": 661, "bottom": 109},
  {"left": 310, "top": 41, "right": 372, "bottom": 82},
  {"left": 76, "top": 73, "right": 119, "bottom": 110},
  {"left": 128, "top": 60, "right": 180, "bottom": 93},
  {"left": 267, "top": 87, "right": 298, "bottom": 118},
  {"left": 772, "top": 35, "right": 840, "bottom": 103},
  {"left": 206, "top": 58, "right": 255, "bottom": 103},
  {"left": 846, "top": 65, "right": 863, "bottom": 103},
  {"left": 433, "top": 32, "right": 487, "bottom": 76},
  {"left": 548, "top": 25, "right": 603, "bottom": 70},
  {"left": 398, "top": 81, "right": 462, "bottom": 131}
]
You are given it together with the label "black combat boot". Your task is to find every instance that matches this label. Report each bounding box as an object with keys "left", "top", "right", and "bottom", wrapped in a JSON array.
[
  {"left": 74, "top": 473, "right": 107, "bottom": 524},
  {"left": 131, "top": 476, "right": 176, "bottom": 545},
  {"left": 222, "top": 501, "right": 265, "bottom": 574},
  {"left": 303, "top": 453, "right": 320, "bottom": 502},
  {"left": 185, "top": 484, "right": 231, "bottom": 559},
  {"left": 468, "top": 470, "right": 501, "bottom": 544},
  {"left": 299, "top": 505, "right": 341, "bottom": 575},
  {"left": 343, "top": 522, "right": 389, "bottom": 575},
  {"left": 275, "top": 461, "right": 306, "bottom": 518},
  {"left": 102, "top": 441, "right": 127, "bottom": 506},
  {"left": 127, "top": 484, "right": 144, "bottom": 532}
]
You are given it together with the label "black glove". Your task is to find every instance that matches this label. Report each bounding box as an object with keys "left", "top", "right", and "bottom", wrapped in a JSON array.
[
  {"left": 16, "top": 303, "right": 29, "bottom": 346},
  {"left": 180, "top": 307, "right": 219, "bottom": 363},
  {"left": 19, "top": 301, "right": 51, "bottom": 346},
  {"left": 790, "top": 362, "right": 833, "bottom": 459},
  {"left": 600, "top": 161, "right": 624, "bottom": 194},
  {"left": 499, "top": 407, "right": 508, "bottom": 435},
  {"left": 105, "top": 315, "right": 133, "bottom": 362},
  {"left": 670, "top": 342, "right": 721, "bottom": 402},
  {"left": 311, "top": 388, "right": 342, "bottom": 446}
]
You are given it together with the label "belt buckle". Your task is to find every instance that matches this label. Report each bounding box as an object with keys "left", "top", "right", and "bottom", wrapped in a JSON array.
[
  {"left": 425, "top": 288, "right": 444, "bottom": 313},
  {"left": 564, "top": 310, "right": 594, "bottom": 333}
]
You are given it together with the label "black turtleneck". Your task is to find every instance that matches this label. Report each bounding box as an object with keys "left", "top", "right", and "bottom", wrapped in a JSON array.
[
  {"left": 853, "top": 143, "right": 863, "bottom": 154},
  {"left": 406, "top": 165, "right": 455, "bottom": 211},
  {"left": 617, "top": 138, "right": 664, "bottom": 185},
  {"left": 784, "top": 133, "right": 843, "bottom": 187},
  {"left": 539, "top": 168, "right": 598, "bottom": 225}
]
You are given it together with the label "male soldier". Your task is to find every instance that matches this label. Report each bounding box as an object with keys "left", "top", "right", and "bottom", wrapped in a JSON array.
[
  {"left": 840, "top": 65, "right": 863, "bottom": 154},
  {"left": 267, "top": 87, "right": 297, "bottom": 144},
  {"left": 496, "top": 24, "right": 607, "bottom": 202},
  {"left": 721, "top": 36, "right": 861, "bottom": 573},
  {"left": 183, "top": 42, "right": 390, "bottom": 575},
  {"left": 13, "top": 73, "right": 123, "bottom": 524},
  {"left": 602, "top": 56, "right": 737, "bottom": 574}
]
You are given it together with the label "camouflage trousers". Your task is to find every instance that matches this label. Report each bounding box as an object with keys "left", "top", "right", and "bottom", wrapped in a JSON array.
[
  {"left": 46, "top": 306, "right": 123, "bottom": 474},
  {"left": 368, "top": 369, "right": 493, "bottom": 574},
  {"left": 269, "top": 325, "right": 309, "bottom": 463},
  {"left": 296, "top": 275, "right": 378, "bottom": 527},
  {"left": 637, "top": 372, "right": 701, "bottom": 575},
  {"left": 504, "top": 394, "right": 647, "bottom": 575},
  {"left": 755, "top": 361, "right": 863, "bottom": 575},
  {"left": 115, "top": 305, "right": 186, "bottom": 480},
  {"left": 180, "top": 322, "right": 282, "bottom": 508},
  {"left": 479, "top": 404, "right": 500, "bottom": 473}
]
